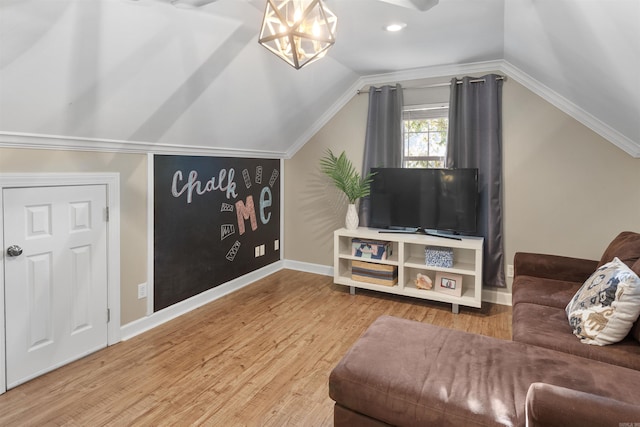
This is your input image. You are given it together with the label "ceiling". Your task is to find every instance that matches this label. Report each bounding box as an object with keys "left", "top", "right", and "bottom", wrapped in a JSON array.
[{"left": 0, "top": 0, "right": 638, "bottom": 157}]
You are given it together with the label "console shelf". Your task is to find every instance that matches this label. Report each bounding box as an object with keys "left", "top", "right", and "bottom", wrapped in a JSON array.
[{"left": 334, "top": 227, "right": 484, "bottom": 313}]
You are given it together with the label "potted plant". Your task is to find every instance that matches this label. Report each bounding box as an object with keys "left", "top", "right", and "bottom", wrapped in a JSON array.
[{"left": 319, "top": 149, "right": 376, "bottom": 230}]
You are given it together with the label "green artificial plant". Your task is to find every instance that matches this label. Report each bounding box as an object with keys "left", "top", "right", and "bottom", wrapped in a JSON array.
[{"left": 319, "top": 149, "right": 376, "bottom": 204}]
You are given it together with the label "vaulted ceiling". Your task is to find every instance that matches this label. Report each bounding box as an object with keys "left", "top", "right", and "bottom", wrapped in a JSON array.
[{"left": 0, "top": 0, "right": 638, "bottom": 158}]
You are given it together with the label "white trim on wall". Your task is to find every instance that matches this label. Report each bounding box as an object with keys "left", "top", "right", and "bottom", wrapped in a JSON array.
[
  {"left": 0, "top": 172, "right": 121, "bottom": 394},
  {"left": 499, "top": 61, "right": 640, "bottom": 158},
  {"left": 121, "top": 261, "right": 285, "bottom": 340},
  {"left": 285, "top": 59, "right": 639, "bottom": 159},
  {"left": 0, "top": 132, "right": 288, "bottom": 159},
  {"left": 1, "top": 59, "right": 636, "bottom": 159},
  {"left": 147, "top": 154, "right": 155, "bottom": 316},
  {"left": 280, "top": 158, "right": 285, "bottom": 262},
  {"left": 284, "top": 60, "right": 507, "bottom": 159}
]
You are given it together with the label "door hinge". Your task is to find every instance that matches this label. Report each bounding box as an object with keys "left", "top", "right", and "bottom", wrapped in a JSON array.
[
  {"left": 105, "top": 206, "right": 110, "bottom": 222},
  {"left": 107, "top": 308, "right": 111, "bottom": 323}
]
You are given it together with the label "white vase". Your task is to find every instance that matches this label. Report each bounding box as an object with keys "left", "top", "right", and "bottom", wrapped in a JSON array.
[{"left": 345, "top": 203, "right": 359, "bottom": 230}]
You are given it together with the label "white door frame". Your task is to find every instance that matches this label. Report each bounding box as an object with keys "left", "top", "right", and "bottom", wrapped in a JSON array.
[{"left": 0, "top": 173, "right": 121, "bottom": 395}]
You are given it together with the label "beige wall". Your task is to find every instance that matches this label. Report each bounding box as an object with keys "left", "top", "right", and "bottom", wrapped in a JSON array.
[
  {"left": 284, "top": 79, "right": 640, "bottom": 292},
  {"left": 0, "top": 148, "right": 148, "bottom": 324}
]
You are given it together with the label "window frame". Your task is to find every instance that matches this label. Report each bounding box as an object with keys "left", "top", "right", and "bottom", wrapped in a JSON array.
[{"left": 402, "top": 103, "right": 449, "bottom": 169}]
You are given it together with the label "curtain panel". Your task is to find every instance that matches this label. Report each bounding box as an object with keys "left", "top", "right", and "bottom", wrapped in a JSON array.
[
  {"left": 359, "top": 84, "right": 403, "bottom": 226},
  {"left": 447, "top": 74, "right": 506, "bottom": 288}
]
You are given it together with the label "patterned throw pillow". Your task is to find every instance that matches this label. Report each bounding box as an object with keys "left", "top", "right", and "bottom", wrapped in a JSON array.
[{"left": 566, "top": 257, "right": 640, "bottom": 346}]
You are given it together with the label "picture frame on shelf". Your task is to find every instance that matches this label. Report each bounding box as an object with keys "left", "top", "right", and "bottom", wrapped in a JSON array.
[{"left": 435, "top": 272, "right": 463, "bottom": 297}]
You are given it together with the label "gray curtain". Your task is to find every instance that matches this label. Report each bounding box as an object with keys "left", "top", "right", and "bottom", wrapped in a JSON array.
[
  {"left": 359, "top": 84, "right": 403, "bottom": 226},
  {"left": 447, "top": 74, "right": 505, "bottom": 288}
]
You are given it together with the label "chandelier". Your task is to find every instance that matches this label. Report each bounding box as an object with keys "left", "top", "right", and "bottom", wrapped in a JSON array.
[{"left": 258, "top": 0, "right": 337, "bottom": 70}]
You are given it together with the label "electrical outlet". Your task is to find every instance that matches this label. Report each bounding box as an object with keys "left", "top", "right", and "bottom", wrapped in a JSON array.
[
  {"left": 507, "top": 264, "right": 514, "bottom": 278},
  {"left": 137, "top": 283, "right": 147, "bottom": 299},
  {"left": 255, "top": 246, "right": 260, "bottom": 257},
  {"left": 260, "top": 244, "right": 265, "bottom": 256},
  {"left": 274, "top": 239, "right": 279, "bottom": 251}
]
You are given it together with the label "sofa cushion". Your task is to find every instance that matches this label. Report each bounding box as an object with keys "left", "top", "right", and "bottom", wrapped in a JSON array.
[
  {"left": 565, "top": 258, "right": 640, "bottom": 345},
  {"left": 330, "top": 316, "right": 640, "bottom": 427},
  {"left": 512, "top": 275, "right": 580, "bottom": 309},
  {"left": 525, "top": 383, "right": 640, "bottom": 427},
  {"left": 633, "top": 260, "right": 640, "bottom": 343},
  {"left": 514, "top": 252, "right": 598, "bottom": 283},
  {"left": 513, "top": 303, "right": 640, "bottom": 371},
  {"left": 598, "top": 231, "right": 640, "bottom": 275}
]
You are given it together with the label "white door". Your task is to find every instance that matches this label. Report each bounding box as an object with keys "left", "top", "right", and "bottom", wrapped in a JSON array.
[{"left": 3, "top": 185, "right": 109, "bottom": 389}]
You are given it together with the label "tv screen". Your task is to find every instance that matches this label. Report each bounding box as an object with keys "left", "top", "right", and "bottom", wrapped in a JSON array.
[{"left": 369, "top": 168, "right": 478, "bottom": 235}]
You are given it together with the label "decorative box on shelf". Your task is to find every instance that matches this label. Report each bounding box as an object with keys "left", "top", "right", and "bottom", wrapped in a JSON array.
[
  {"left": 352, "top": 260, "right": 398, "bottom": 286},
  {"left": 351, "top": 238, "right": 393, "bottom": 260},
  {"left": 425, "top": 246, "right": 454, "bottom": 268}
]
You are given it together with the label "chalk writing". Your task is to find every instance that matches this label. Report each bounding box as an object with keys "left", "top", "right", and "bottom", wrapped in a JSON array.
[
  {"left": 242, "top": 168, "right": 252, "bottom": 189},
  {"left": 236, "top": 196, "right": 258, "bottom": 235},
  {"left": 255, "top": 166, "right": 263, "bottom": 184},
  {"left": 226, "top": 240, "right": 241, "bottom": 261},
  {"left": 221, "top": 224, "right": 235, "bottom": 241},
  {"left": 172, "top": 169, "right": 237, "bottom": 204},
  {"left": 269, "top": 169, "right": 279, "bottom": 188},
  {"left": 220, "top": 203, "right": 234, "bottom": 212},
  {"left": 260, "top": 187, "right": 272, "bottom": 224}
]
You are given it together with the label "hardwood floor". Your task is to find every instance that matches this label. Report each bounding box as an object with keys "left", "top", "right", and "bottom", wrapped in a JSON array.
[{"left": 0, "top": 270, "right": 512, "bottom": 426}]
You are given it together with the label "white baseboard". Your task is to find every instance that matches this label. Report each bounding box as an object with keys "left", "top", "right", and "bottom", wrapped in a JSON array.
[
  {"left": 482, "top": 287, "right": 513, "bottom": 306},
  {"left": 120, "top": 261, "right": 285, "bottom": 340},
  {"left": 121, "top": 258, "right": 512, "bottom": 341},
  {"left": 282, "top": 259, "right": 333, "bottom": 276}
]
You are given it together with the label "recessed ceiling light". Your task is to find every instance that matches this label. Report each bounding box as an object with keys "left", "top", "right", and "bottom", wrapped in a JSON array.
[{"left": 384, "top": 23, "right": 407, "bottom": 32}]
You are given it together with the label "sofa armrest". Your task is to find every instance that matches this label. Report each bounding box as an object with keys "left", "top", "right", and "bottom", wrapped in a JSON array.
[
  {"left": 526, "top": 382, "right": 640, "bottom": 427},
  {"left": 514, "top": 252, "right": 598, "bottom": 283}
]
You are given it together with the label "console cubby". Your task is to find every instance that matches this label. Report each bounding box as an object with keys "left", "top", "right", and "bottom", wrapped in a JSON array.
[{"left": 333, "top": 227, "right": 484, "bottom": 313}]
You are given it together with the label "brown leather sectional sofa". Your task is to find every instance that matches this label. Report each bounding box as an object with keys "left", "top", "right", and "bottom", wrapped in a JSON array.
[{"left": 329, "top": 232, "right": 640, "bottom": 426}]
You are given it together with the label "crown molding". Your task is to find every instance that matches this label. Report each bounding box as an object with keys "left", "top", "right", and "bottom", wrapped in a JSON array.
[
  {"left": 3, "top": 59, "right": 637, "bottom": 160},
  {"left": 358, "top": 60, "right": 505, "bottom": 88},
  {"left": 0, "top": 132, "right": 287, "bottom": 159},
  {"left": 499, "top": 61, "right": 640, "bottom": 158},
  {"left": 284, "top": 77, "right": 364, "bottom": 159},
  {"left": 285, "top": 60, "right": 505, "bottom": 159},
  {"left": 286, "top": 59, "right": 639, "bottom": 159}
]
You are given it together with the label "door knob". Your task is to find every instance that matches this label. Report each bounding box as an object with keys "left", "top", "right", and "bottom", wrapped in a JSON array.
[{"left": 6, "top": 245, "right": 23, "bottom": 257}]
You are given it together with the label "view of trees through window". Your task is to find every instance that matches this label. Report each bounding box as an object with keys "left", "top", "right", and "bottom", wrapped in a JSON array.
[{"left": 402, "top": 107, "right": 448, "bottom": 168}]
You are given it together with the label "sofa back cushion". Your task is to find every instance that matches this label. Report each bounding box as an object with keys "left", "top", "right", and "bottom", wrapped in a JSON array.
[
  {"left": 632, "top": 259, "right": 640, "bottom": 343},
  {"left": 598, "top": 231, "right": 640, "bottom": 275}
]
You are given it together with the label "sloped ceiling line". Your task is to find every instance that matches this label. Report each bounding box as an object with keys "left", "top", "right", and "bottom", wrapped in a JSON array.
[
  {"left": 501, "top": 61, "right": 640, "bottom": 158},
  {"left": 0, "top": 60, "right": 637, "bottom": 159}
]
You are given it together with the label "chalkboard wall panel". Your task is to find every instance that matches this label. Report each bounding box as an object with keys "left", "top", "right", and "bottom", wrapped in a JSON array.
[{"left": 154, "top": 155, "right": 280, "bottom": 311}]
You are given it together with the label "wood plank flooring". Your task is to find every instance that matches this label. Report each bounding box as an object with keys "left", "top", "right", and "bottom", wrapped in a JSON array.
[{"left": 0, "top": 269, "right": 512, "bottom": 426}]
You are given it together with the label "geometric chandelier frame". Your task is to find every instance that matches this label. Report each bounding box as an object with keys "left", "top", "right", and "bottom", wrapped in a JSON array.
[{"left": 258, "top": 0, "right": 337, "bottom": 70}]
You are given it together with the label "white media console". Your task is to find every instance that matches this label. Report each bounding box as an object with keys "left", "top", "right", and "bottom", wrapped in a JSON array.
[{"left": 333, "top": 227, "right": 484, "bottom": 314}]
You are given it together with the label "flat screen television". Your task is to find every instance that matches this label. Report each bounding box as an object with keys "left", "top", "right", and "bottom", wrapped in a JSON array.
[{"left": 369, "top": 168, "right": 478, "bottom": 236}]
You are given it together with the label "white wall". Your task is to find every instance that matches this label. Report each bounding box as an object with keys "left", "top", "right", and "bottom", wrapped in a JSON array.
[
  {"left": 0, "top": 0, "right": 359, "bottom": 154},
  {"left": 504, "top": 0, "right": 640, "bottom": 148}
]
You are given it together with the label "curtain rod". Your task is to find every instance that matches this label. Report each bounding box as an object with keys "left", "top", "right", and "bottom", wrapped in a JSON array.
[{"left": 357, "top": 75, "right": 505, "bottom": 94}]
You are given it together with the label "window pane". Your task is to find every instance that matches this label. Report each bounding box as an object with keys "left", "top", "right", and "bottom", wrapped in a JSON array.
[
  {"left": 402, "top": 114, "right": 449, "bottom": 169},
  {"left": 428, "top": 118, "right": 447, "bottom": 132},
  {"left": 406, "top": 133, "right": 428, "bottom": 157}
]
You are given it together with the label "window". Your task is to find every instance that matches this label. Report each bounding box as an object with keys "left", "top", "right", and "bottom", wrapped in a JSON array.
[{"left": 402, "top": 105, "right": 448, "bottom": 168}]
